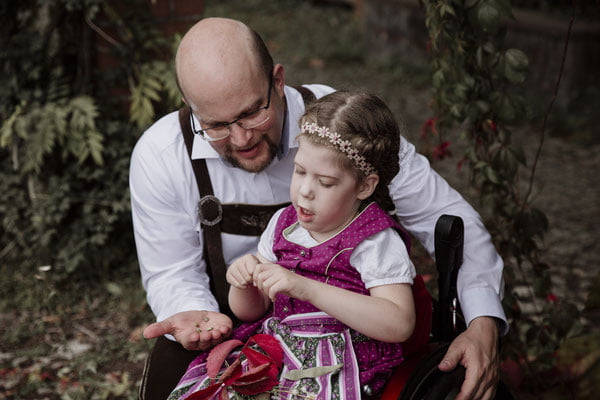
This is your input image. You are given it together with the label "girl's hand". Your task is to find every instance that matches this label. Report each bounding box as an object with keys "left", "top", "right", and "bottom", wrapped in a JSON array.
[
  {"left": 253, "top": 263, "right": 310, "bottom": 301},
  {"left": 226, "top": 254, "right": 260, "bottom": 288}
]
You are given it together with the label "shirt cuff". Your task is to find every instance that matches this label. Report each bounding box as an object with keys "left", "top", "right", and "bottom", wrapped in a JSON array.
[{"left": 460, "top": 286, "right": 509, "bottom": 336}]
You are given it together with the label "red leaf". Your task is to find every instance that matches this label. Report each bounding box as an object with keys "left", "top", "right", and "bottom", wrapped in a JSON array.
[
  {"left": 183, "top": 382, "right": 222, "bottom": 400},
  {"left": 219, "top": 358, "right": 243, "bottom": 383},
  {"left": 230, "top": 364, "right": 280, "bottom": 396},
  {"left": 226, "top": 362, "right": 280, "bottom": 395},
  {"left": 242, "top": 347, "right": 272, "bottom": 368},
  {"left": 219, "top": 389, "right": 229, "bottom": 400},
  {"left": 420, "top": 118, "right": 437, "bottom": 138},
  {"left": 248, "top": 334, "right": 283, "bottom": 366},
  {"left": 206, "top": 339, "right": 243, "bottom": 379},
  {"left": 234, "top": 363, "right": 271, "bottom": 384},
  {"left": 432, "top": 141, "right": 452, "bottom": 160}
]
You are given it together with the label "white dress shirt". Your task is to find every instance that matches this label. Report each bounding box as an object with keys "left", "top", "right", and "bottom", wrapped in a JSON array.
[{"left": 129, "top": 84, "right": 507, "bottom": 333}]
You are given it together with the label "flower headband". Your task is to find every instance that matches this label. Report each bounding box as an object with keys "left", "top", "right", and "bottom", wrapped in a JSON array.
[{"left": 301, "top": 122, "right": 378, "bottom": 176}]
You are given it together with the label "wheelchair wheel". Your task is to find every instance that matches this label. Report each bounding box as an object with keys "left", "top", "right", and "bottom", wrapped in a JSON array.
[{"left": 397, "top": 344, "right": 515, "bottom": 400}]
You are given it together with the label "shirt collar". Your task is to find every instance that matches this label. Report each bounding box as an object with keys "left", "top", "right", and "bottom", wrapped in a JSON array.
[{"left": 190, "top": 85, "right": 305, "bottom": 161}]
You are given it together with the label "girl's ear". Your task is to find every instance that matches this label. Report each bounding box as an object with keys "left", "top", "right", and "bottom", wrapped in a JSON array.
[{"left": 357, "top": 174, "right": 379, "bottom": 200}]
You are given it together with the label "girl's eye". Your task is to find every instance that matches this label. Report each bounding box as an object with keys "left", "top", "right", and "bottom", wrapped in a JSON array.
[
  {"left": 319, "top": 181, "right": 334, "bottom": 188},
  {"left": 294, "top": 168, "right": 306, "bottom": 175}
]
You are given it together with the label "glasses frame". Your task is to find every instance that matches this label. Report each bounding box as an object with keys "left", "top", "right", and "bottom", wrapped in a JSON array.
[{"left": 190, "top": 73, "right": 274, "bottom": 142}]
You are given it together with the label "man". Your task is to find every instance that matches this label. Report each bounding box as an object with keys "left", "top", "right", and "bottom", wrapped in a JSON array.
[{"left": 130, "top": 17, "right": 506, "bottom": 400}]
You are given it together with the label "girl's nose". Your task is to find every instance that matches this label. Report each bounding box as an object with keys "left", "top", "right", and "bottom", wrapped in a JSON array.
[{"left": 299, "top": 180, "right": 314, "bottom": 199}]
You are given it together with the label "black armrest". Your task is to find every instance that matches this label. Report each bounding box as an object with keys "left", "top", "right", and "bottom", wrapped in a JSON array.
[{"left": 434, "top": 215, "right": 464, "bottom": 342}]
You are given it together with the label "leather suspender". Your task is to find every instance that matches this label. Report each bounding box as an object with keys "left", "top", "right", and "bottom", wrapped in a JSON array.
[
  {"left": 179, "top": 107, "right": 234, "bottom": 316},
  {"left": 178, "top": 86, "right": 315, "bottom": 316}
]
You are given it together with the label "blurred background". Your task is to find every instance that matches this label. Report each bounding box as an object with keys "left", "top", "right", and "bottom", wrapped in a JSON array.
[{"left": 1, "top": 0, "right": 598, "bottom": 399}]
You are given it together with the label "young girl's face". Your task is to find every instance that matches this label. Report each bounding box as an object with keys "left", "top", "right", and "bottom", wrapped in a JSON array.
[{"left": 291, "top": 139, "right": 370, "bottom": 242}]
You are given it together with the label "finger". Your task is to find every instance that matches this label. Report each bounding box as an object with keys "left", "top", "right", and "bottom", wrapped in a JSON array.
[
  {"left": 180, "top": 331, "right": 207, "bottom": 351},
  {"left": 142, "top": 320, "right": 173, "bottom": 339},
  {"left": 454, "top": 361, "right": 480, "bottom": 400},
  {"left": 230, "top": 276, "right": 249, "bottom": 289},
  {"left": 238, "top": 262, "right": 252, "bottom": 283},
  {"left": 439, "top": 343, "right": 462, "bottom": 371},
  {"left": 479, "top": 382, "right": 497, "bottom": 400},
  {"left": 471, "top": 368, "right": 497, "bottom": 400}
]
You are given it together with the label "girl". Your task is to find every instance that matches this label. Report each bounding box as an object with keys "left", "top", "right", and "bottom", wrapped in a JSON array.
[{"left": 169, "top": 91, "right": 428, "bottom": 400}]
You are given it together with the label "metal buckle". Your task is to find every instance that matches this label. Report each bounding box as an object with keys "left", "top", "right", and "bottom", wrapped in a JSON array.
[{"left": 198, "top": 195, "right": 222, "bottom": 226}]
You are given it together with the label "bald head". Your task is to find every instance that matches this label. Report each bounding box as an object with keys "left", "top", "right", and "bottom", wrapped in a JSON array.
[{"left": 175, "top": 18, "right": 273, "bottom": 108}]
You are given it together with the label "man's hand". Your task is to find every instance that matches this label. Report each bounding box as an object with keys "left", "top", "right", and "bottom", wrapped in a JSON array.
[
  {"left": 438, "top": 316, "right": 500, "bottom": 400},
  {"left": 143, "top": 310, "right": 233, "bottom": 351}
]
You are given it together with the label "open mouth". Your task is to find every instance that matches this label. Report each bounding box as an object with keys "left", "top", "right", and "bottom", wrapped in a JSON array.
[
  {"left": 297, "top": 206, "right": 314, "bottom": 222},
  {"left": 235, "top": 142, "right": 260, "bottom": 159}
]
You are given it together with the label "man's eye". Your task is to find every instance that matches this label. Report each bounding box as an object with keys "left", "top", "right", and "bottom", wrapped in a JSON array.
[{"left": 208, "top": 122, "right": 230, "bottom": 130}]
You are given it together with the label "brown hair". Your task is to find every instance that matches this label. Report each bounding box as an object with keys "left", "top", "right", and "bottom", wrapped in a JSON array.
[{"left": 299, "top": 91, "right": 401, "bottom": 213}]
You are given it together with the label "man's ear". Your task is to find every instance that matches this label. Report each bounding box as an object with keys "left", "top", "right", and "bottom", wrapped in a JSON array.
[
  {"left": 357, "top": 174, "right": 379, "bottom": 200},
  {"left": 272, "top": 63, "right": 286, "bottom": 97}
]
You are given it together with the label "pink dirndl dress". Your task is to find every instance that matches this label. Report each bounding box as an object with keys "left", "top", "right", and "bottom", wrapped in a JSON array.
[{"left": 168, "top": 203, "right": 425, "bottom": 400}]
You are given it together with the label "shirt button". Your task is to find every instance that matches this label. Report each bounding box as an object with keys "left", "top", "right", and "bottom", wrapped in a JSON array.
[
  {"left": 300, "top": 250, "right": 306, "bottom": 256},
  {"left": 283, "top": 306, "right": 289, "bottom": 313}
]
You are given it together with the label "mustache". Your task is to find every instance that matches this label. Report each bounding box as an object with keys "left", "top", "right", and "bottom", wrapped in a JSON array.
[{"left": 224, "top": 134, "right": 279, "bottom": 172}]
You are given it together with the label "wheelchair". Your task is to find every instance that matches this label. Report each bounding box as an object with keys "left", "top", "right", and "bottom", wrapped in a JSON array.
[
  {"left": 140, "top": 215, "right": 515, "bottom": 400},
  {"left": 380, "top": 215, "right": 514, "bottom": 400}
]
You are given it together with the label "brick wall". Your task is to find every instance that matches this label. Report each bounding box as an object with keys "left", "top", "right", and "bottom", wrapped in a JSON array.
[
  {"left": 148, "top": 0, "right": 204, "bottom": 37},
  {"left": 92, "top": 1, "right": 204, "bottom": 105}
]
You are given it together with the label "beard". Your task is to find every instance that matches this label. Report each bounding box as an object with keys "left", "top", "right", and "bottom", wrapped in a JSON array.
[{"left": 224, "top": 133, "right": 279, "bottom": 173}]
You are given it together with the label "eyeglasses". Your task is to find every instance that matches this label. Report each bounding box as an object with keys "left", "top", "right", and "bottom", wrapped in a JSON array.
[{"left": 190, "top": 74, "right": 274, "bottom": 142}]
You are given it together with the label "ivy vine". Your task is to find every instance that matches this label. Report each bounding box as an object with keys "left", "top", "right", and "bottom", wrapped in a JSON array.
[{"left": 421, "top": 0, "right": 590, "bottom": 394}]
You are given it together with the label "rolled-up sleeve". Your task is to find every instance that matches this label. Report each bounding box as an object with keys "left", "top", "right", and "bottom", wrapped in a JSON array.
[{"left": 391, "top": 137, "right": 507, "bottom": 334}]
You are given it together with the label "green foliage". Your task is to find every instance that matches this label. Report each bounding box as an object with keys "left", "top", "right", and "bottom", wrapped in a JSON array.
[
  {"left": 421, "top": 0, "right": 589, "bottom": 395},
  {"left": 0, "top": 0, "right": 180, "bottom": 305}
]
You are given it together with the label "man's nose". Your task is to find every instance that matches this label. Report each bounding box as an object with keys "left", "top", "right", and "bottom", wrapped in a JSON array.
[{"left": 228, "top": 123, "right": 254, "bottom": 147}]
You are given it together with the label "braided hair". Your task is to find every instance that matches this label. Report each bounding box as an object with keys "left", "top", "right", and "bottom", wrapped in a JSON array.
[{"left": 299, "top": 91, "right": 401, "bottom": 213}]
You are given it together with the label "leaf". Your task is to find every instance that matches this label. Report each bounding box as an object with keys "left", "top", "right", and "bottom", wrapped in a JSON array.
[
  {"left": 484, "top": 165, "right": 500, "bottom": 184},
  {"left": 283, "top": 364, "right": 344, "bottom": 380},
  {"left": 241, "top": 347, "right": 272, "bottom": 369},
  {"left": 475, "top": 2, "right": 501, "bottom": 33},
  {"left": 105, "top": 282, "right": 122, "bottom": 296},
  {"left": 230, "top": 363, "right": 279, "bottom": 395},
  {"left": 206, "top": 339, "right": 243, "bottom": 379},
  {"left": 248, "top": 334, "right": 283, "bottom": 366},
  {"left": 505, "top": 48, "right": 528, "bottom": 71},
  {"left": 0, "top": 104, "right": 23, "bottom": 147},
  {"left": 184, "top": 382, "right": 222, "bottom": 400}
]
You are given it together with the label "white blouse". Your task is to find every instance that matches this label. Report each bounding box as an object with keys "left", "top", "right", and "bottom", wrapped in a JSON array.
[{"left": 258, "top": 208, "right": 416, "bottom": 289}]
